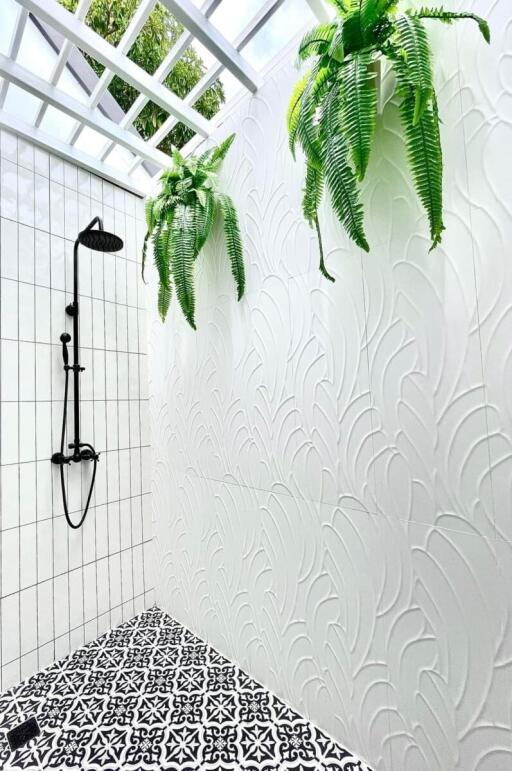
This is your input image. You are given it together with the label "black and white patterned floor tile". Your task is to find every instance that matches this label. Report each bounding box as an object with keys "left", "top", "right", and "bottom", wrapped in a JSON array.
[{"left": 0, "top": 607, "right": 373, "bottom": 771}]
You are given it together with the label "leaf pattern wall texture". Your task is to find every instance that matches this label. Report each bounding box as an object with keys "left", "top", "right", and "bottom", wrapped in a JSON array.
[{"left": 149, "top": 4, "right": 512, "bottom": 769}]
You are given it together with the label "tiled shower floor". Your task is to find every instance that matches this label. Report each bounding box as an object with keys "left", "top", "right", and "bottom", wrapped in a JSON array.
[{"left": 0, "top": 607, "right": 372, "bottom": 770}]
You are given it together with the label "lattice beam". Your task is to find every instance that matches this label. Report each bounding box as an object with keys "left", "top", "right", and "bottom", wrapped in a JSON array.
[
  {"left": 0, "top": 6, "right": 29, "bottom": 109},
  {"left": 160, "top": 0, "right": 262, "bottom": 93},
  {"left": 98, "top": 0, "right": 222, "bottom": 164},
  {"left": 0, "top": 110, "right": 145, "bottom": 194},
  {"left": 0, "top": 54, "right": 170, "bottom": 168},
  {"left": 15, "top": 0, "right": 211, "bottom": 137}
]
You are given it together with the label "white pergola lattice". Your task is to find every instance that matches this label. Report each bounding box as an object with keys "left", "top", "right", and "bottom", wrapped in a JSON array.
[{"left": 0, "top": 0, "right": 323, "bottom": 195}]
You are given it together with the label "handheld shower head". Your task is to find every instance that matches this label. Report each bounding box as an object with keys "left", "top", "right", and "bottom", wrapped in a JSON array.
[
  {"left": 60, "top": 332, "right": 71, "bottom": 367},
  {"left": 78, "top": 228, "right": 123, "bottom": 252}
]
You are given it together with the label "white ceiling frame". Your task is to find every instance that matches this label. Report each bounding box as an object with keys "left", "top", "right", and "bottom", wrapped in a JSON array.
[
  {"left": 98, "top": 0, "right": 222, "bottom": 164},
  {"left": 0, "top": 54, "right": 171, "bottom": 169},
  {"left": 0, "top": 6, "right": 29, "bottom": 109},
  {"left": 129, "top": 0, "right": 285, "bottom": 175},
  {"left": 15, "top": 0, "right": 211, "bottom": 137},
  {"left": 34, "top": 0, "right": 92, "bottom": 128},
  {"left": 160, "top": 0, "right": 262, "bottom": 94},
  {"left": 68, "top": 0, "right": 157, "bottom": 147},
  {"left": 0, "top": 110, "right": 145, "bottom": 195}
]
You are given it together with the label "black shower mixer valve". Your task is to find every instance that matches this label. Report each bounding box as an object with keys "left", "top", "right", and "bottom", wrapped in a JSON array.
[{"left": 51, "top": 445, "right": 100, "bottom": 465}]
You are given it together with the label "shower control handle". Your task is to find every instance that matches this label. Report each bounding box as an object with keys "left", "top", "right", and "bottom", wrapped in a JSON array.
[{"left": 51, "top": 452, "right": 71, "bottom": 465}]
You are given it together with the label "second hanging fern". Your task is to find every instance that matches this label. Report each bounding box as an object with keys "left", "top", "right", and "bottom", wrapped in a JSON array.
[
  {"left": 288, "top": 1, "right": 490, "bottom": 277},
  {"left": 143, "top": 133, "right": 245, "bottom": 328}
]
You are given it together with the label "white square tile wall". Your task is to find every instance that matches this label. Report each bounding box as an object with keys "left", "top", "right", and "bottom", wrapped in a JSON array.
[{"left": 0, "top": 131, "right": 153, "bottom": 692}]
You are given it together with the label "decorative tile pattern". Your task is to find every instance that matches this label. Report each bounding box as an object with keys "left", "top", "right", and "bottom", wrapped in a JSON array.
[{"left": 0, "top": 607, "right": 372, "bottom": 771}]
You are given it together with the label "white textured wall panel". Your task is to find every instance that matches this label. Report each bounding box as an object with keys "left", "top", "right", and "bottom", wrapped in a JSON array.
[{"left": 150, "top": 3, "right": 512, "bottom": 769}]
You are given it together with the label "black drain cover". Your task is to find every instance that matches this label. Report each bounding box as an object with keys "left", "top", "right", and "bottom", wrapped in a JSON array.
[{"left": 7, "top": 717, "right": 40, "bottom": 751}]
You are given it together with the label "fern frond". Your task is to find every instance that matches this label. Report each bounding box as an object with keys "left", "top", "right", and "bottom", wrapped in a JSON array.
[
  {"left": 325, "top": 0, "right": 348, "bottom": 13},
  {"left": 322, "top": 132, "right": 369, "bottom": 251},
  {"left": 144, "top": 198, "right": 156, "bottom": 233},
  {"left": 153, "top": 219, "right": 172, "bottom": 290},
  {"left": 341, "top": 50, "right": 377, "bottom": 180},
  {"left": 297, "top": 23, "right": 337, "bottom": 62},
  {"left": 296, "top": 63, "right": 330, "bottom": 169},
  {"left": 328, "top": 22, "right": 345, "bottom": 63},
  {"left": 195, "top": 189, "right": 207, "bottom": 208},
  {"left": 287, "top": 71, "right": 311, "bottom": 159},
  {"left": 303, "top": 160, "right": 333, "bottom": 280},
  {"left": 204, "top": 133, "right": 236, "bottom": 171},
  {"left": 395, "top": 14, "right": 434, "bottom": 124},
  {"left": 219, "top": 194, "right": 245, "bottom": 301},
  {"left": 175, "top": 177, "right": 194, "bottom": 198},
  {"left": 320, "top": 82, "right": 369, "bottom": 251},
  {"left": 171, "top": 148, "right": 185, "bottom": 167},
  {"left": 342, "top": 9, "right": 364, "bottom": 54},
  {"left": 413, "top": 7, "right": 490, "bottom": 43},
  {"left": 302, "top": 163, "right": 324, "bottom": 226},
  {"left": 159, "top": 168, "right": 182, "bottom": 187},
  {"left": 193, "top": 193, "right": 215, "bottom": 256},
  {"left": 141, "top": 231, "right": 150, "bottom": 283},
  {"left": 151, "top": 196, "right": 166, "bottom": 226},
  {"left": 158, "top": 280, "right": 172, "bottom": 322},
  {"left": 314, "top": 214, "right": 334, "bottom": 282},
  {"left": 395, "top": 62, "right": 444, "bottom": 248},
  {"left": 342, "top": 0, "right": 396, "bottom": 55},
  {"left": 362, "top": 0, "right": 398, "bottom": 29},
  {"left": 170, "top": 204, "right": 197, "bottom": 329}
]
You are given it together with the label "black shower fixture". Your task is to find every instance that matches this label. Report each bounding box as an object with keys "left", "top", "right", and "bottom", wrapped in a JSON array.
[{"left": 52, "top": 216, "right": 124, "bottom": 529}]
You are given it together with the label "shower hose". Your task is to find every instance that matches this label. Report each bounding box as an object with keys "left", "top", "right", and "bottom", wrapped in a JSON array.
[{"left": 57, "top": 363, "right": 98, "bottom": 530}]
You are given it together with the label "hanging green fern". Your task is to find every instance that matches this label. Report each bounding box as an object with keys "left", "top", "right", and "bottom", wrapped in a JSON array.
[
  {"left": 287, "top": 0, "right": 490, "bottom": 272},
  {"left": 142, "top": 133, "right": 245, "bottom": 328}
]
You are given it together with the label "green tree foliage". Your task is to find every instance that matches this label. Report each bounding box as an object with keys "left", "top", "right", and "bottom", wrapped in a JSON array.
[
  {"left": 288, "top": 0, "right": 489, "bottom": 276},
  {"left": 59, "top": 0, "right": 224, "bottom": 152},
  {"left": 143, "top": 134, "right": 245, "bottom": 328}
]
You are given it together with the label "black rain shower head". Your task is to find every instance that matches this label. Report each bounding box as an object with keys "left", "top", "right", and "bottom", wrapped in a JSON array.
[{"left": 78, "top": 228, "right": 124, "bottom": 252}]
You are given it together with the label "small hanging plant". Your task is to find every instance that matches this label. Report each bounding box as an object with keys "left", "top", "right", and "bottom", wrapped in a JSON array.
[
  {"left": 142, "top": 134, "right": 245, "bottom": 328},
  {"left": 287, "top": 1, "right": 490, "bottom": 279}
]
